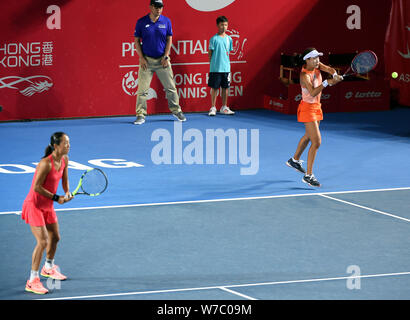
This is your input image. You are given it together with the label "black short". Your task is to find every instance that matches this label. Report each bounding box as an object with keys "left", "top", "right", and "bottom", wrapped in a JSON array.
[{"left": 208, "top": 72, "right": 231, "bottom": 89}]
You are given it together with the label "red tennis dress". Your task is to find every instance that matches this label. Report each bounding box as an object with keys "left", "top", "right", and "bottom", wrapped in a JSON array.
[{"left": 22, "top": 155, "right": 65, "bottom": 227}]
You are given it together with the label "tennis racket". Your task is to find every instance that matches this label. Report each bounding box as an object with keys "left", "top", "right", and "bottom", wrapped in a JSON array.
[
  {"left": 343, "top": 50, "right": 378, "bottom": 77},
  {"left": 71, "top": 168, "right": 108, "bottom": 197}
]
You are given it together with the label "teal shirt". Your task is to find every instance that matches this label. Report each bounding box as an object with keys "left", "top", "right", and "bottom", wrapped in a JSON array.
[{"left": 209, "top": 34, "right": 233, "bottom": 73}]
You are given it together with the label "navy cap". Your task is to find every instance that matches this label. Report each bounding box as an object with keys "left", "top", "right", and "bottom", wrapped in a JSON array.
[{"left": 150, "top": 0, "right": 163, "bottom": 7}]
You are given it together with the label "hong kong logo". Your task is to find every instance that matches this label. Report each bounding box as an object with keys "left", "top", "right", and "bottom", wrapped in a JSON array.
[{"left": 122, "top": 71, "right": 157, "bottom": 99}]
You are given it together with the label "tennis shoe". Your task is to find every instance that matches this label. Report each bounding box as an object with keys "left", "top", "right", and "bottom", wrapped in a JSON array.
[
  {"left": 25, "top": 277, "right": 48, "bottom": 295},
  {"left": 173, "top": 111, "right": 186, "bottom": 122},
  {"left": 208, "top": 107, "right": 217, "bottom": 116},
  {"left": 41, "top": 265, "right": 67, "bottom": 281},
  {"left": 302, "top": 174, "right": 321, "bottom": 187},
  {"left": 220, "top": 106, "right": 235, "bottom": 115},
  {"left": 133, "top": 116, "right": 145, "bottom": 125},
  {"left": 286, "top": 158, "right": 306, "bottom": 174}
]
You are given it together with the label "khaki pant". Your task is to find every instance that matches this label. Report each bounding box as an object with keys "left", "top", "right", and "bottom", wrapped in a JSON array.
[{"left": 136, "top": 56, "right": 182, "bottom": 117}]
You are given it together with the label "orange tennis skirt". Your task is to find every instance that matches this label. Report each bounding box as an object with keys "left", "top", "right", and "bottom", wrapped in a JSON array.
[{"left": 297, "top": 101, "right": 323, "bottom": 123}]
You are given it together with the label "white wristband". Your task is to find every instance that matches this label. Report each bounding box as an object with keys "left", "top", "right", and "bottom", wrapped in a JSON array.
[{"left": 322, "top": 80, "right": 329, "bottom": 88}]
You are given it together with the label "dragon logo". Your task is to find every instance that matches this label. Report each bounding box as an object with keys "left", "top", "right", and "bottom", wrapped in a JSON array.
[
  {"left": 122, "top": 71, "right": 157, "bottom": 99},
  {"left": 0, "top": 76, "right": 53, "bottom": 96}
]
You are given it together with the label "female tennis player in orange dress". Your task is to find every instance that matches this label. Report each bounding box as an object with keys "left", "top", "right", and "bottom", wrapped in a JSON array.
[
  {"left": 22, "top": 132, "right": 74, "bottom": 294},
  {"left": 286, "top": 48, "right": 343, "bottom": 187}
]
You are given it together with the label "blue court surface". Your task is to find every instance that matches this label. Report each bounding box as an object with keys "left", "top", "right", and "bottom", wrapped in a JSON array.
[{"left": 0, "top": 108, "right": 410, "bottom": 300}]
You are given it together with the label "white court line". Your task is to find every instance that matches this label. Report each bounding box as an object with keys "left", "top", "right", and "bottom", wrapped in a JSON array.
[
  {"left": 37, "top": 271, "right": 410, "bottom": 300},
  {"left": 1, "top": 186, "right": 410, "bottom": 216},
  {"left": 219, "top": 287, "right": 257, "bottom": 300},
  {"left": 320, "top": 194, "right": 410, "bottom": 223},
  {"left": 119, "top": 61, "right": 247, "bottom": 68}
]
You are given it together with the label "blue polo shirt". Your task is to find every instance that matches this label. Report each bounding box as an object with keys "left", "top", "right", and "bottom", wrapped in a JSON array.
[
  {"left": 134, "top": 14, "right": 173, "bottom": 58},
  {"left": 209, "top": 34, "right": 233, "bottom": 73}
]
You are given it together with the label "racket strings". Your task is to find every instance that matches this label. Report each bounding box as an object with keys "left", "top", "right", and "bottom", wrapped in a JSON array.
[
  {"left": 81, "top": 169, "right": 107, "bottom": 195},
  {"left": 351, "top": 52, "right": 377, "bottom": 74}
]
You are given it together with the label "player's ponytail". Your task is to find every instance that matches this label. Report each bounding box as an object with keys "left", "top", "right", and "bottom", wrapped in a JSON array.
[
  {"left": 43, "top": 132, "right": 66, "bottom": 158},
  {"left": 295, "top": 53, "right": 305, "bottom": 67}
]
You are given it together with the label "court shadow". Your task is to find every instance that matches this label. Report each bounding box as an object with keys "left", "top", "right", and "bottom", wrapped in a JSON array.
[
  {"left": 150, "top": 118, "right": 180, "bottom": 123},
  {"left": 288, "top": 186, "right": 317, "bottom": 191}
]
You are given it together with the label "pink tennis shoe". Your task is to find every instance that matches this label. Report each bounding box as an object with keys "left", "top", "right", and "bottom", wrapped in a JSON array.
[
  {"left": 25, "top": 277, "right": 49, "bottom": 295},
  {"left": 40, "top": 265, "right": 67, "bottom": 281}
]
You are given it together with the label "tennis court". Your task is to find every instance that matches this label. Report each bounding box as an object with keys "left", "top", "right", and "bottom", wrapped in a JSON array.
[{"left": 1, "top": 109, "right": 409, "bottom": 300}]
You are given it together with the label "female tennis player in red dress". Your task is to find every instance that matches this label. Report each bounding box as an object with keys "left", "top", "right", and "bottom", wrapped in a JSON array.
[
  {"left": 22, "top": 132, "right": 74, "bottom": 294},
  {"left": 286, "top": 48, "right": 343, "bottom": 187}
]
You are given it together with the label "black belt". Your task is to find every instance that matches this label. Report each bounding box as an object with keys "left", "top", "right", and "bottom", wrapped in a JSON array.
[{"left": 145, "top": 55, "right": 163, "bottom": 59}]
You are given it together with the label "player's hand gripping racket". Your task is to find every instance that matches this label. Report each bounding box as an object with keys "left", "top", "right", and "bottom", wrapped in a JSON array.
[
  {"left": 71, "top": 168, "right": 108, "bottom": 197},
  {"left": 343, "top": 50, "right": 378, "bottom": 77}
]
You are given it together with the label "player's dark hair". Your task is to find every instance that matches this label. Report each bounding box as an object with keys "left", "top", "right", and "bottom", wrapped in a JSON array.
[
  {"left": 216, "top": 16, "right": 228, "bottom": 25},
  {"left": 43, "top": 132, "right": 66, "bottom": 158},
  {"left": 296, "top": 47, "right": 317, "bottom": 67}
]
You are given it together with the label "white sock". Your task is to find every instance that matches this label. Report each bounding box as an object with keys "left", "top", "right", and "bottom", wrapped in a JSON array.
[
  {"left": 30, "top": 270, "right": 39, "bottom": 281},
  {"left": 45, "top": 258, "right": 54, "bottom": 269},
  {"left": 221, "top": 105, "right": 227, "bottom": 110},
  {"left": 292, "top": 157, "right": 300, "bottom": 163}
]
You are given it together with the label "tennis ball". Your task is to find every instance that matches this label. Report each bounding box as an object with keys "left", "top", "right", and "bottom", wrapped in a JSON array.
[{"left": 392, "top": 72, "right": 398, "bottom": 79}]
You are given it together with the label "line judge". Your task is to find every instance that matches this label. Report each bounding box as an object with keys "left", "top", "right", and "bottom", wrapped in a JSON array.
[{"left": 133, "top": 0, "right": 186, "bottom": 125}]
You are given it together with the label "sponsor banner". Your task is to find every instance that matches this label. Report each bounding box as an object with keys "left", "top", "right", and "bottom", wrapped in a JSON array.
[
  {"left": 0, "top": 0, "right": 392, "bottom": 121},
  {"left": 338, "top": 80, "right": 390, "bottom": 112},
  {"left": 265, "top": 80, "right": 389, "bottom": 114},
  {"left": 263, "top": 95, "right": 289, "bottom": 113}
]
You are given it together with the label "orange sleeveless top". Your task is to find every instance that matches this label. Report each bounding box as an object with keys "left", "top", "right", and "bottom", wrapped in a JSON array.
[{"left": 300, "top": 66, "right": 322, "bottom": 105}]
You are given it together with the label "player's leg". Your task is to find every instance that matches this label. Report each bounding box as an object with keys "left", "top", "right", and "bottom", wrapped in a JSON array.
[
  {"left": 293, "top": 135, "right": 310, "bottom": 161},
  {"left": 305, "top": 120, "right": 321, "bottom": 175},
  {"left": 209, "top": 88, "right": 218, "bottom": 116},
  {"left": 45, "top": 222, "right": 60, "bottom": 262},
  {"left": 287, "top": 130, "right": 310, "bottom": 174},
  {"left": 211, "top": 88, "right": 218, "bottom": 106},
  {"left": 135, "top": 59, "right": 155, "bottom": 124},
  {"left": 41, "top": 223, "right": 67, "bottom": 280},
  {"left": 286, "top": 135, "right": 309, "bottom": 174},
  {"left": 302, "top": 120, "right": 322, "bottom": 186},
  {"left": 220, "top": 73, "right": 234, "bottom": 115},
  {"left": 221, "top": 88, "right": 228, "bottom": 106},
  {"left": 25, "top": 226, "right": 49, "bottom": 294},
  {"left": 208, "top": 73, "right": 221, "bottom": 116},
  {"left": 155, "top": 61, "right": 185, "bottom": 121},
  {"left": 30, "top": 225, "right": 49, "bottom": 272}
]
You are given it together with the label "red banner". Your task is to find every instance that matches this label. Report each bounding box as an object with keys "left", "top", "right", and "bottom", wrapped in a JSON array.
[
  {"left": 0, "top": 0, "right": 393, "bottom": 121},
  {"left": 385, "top": 0, "right": 410, "bottom": 106}
]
